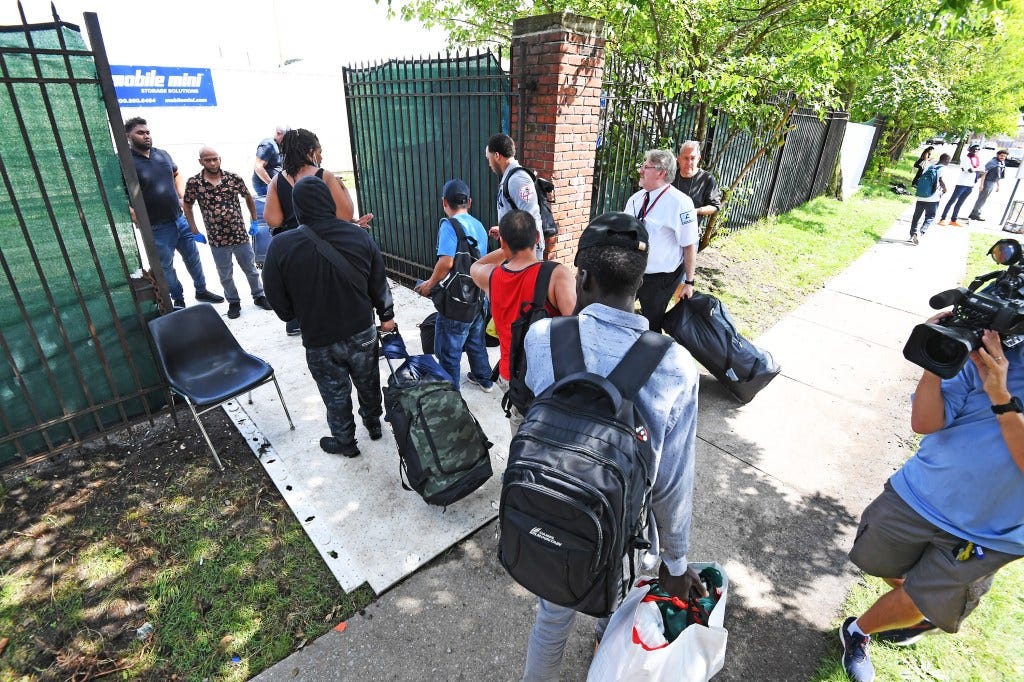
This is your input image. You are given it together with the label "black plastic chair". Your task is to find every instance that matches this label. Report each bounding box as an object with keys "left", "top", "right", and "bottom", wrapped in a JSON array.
[{"left": 147, "top": 303, "right": 294, "bottom": 470}]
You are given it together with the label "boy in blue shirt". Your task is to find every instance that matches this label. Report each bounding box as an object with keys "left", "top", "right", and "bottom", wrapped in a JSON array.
[
  {"left": 414, "top": 179, "right": 494, "bottom": 392},
  {"left": 840, "top": 313, "right": 1024, "bottom": 682}
]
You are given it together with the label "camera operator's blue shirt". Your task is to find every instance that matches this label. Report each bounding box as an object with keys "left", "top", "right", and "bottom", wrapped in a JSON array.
[{"left": 892, "top": 345, "right": 1024, "bottom": 555}]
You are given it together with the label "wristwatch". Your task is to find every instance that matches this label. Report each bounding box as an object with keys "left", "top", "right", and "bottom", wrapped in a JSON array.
[
  {"left": 683, "top": 278, "right": 695, "bottom": 286},
  {"left": 991, "top": 396, "right": 1024, "bottom": 414}
]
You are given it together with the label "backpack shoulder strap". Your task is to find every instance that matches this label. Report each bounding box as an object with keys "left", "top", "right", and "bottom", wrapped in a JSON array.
[
  {"left": 530, "top": 260, "right": 558, "bottom": 310},
  {"left": 446, "top": 215, "right": 479, "bottom": 256},
  {"left": 550, "top": 316, "right": 585, "bottom": 381},
  {"left": 606, "top": 331, "right": 673, "bottom": 400},
  {"left": 502, "top": 166, "right": 533, "bottom": 206},
  {"left": 298, "top": 225, "right": 368, "bottom": 291}
]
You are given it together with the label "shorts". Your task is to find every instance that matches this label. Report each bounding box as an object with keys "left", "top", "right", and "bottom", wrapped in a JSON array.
[{"left": 849, "top": 482, "right": 1020, "bottom": 632}]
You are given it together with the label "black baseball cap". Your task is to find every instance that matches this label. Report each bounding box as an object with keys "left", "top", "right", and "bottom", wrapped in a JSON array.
[
  {"left": 968, "top": 144, "right": 980, "bottom": 151},
  {"left": 575, "top": 212, "right": 648, "bottom": 265}
]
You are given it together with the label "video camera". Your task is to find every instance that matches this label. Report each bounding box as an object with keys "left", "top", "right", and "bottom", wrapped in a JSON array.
[{"left": 904, "top": 239, "right": 1024, "bottom": 379}]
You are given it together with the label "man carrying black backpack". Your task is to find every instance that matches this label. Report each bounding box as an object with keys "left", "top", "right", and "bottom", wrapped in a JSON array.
[
  {"left": 414, "top": 179, "right": 493, "bottom": 392},
  {"left": 516, "top": 212, "right": 703, "bottom": 679}
]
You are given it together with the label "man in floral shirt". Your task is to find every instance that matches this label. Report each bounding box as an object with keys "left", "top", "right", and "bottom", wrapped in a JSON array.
[{"left": 183, "top": 146, "right": 274, "bottom": 319}]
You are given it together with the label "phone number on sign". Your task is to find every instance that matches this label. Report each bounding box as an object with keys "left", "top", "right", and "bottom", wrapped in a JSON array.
[{"left": 118, "top": 97, "right": 156, "bottom": 104}]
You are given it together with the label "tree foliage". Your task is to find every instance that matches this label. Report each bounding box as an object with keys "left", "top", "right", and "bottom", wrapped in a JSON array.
[{"left": 381, "top": 0, "right": 1024, "bottom": 242}]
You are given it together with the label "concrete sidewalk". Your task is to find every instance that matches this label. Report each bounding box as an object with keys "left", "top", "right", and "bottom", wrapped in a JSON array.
[{"left": 252, "top": 191, "right": 1013, "bottom": 681}]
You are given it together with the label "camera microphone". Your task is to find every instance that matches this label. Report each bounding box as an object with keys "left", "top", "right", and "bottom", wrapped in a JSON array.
[{"left": 929, "top": 289, "right": 963, "bottom": 309}]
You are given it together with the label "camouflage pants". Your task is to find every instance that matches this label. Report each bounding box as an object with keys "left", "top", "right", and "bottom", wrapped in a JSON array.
[{"left": 305, "top": 325, "right": 382, "bottom": 445}]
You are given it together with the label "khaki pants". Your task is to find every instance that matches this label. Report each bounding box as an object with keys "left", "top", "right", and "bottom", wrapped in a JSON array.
[{"left": 496, "top": 376, "right": 524, "bottom": 436}]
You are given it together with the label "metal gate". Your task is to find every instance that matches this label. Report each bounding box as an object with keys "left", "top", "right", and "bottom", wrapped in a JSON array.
[
  {"left": 0, "top": 10, "right": 166, "bottom": 470},
  {"left": 343, "top": 50, "right": 511, "bottom": 284}
]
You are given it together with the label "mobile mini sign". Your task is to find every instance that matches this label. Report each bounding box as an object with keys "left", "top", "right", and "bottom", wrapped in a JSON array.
[{"left": 111, "top": 66, "right": 217, "bottom": 107}]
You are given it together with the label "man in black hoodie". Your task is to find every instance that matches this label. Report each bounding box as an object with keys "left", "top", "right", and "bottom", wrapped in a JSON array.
[{"left": 263, "top": 176, "right": 396, "bottom": 457}]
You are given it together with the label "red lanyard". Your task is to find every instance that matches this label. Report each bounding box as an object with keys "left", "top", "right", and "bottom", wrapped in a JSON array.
[{"left": 638, "top": 186, "right": 670, "bottom": 220}]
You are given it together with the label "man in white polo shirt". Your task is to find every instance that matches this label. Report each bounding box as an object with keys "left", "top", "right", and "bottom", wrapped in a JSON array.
[{"left": 623, "top": 149, "right": 698, "bottom": 332}]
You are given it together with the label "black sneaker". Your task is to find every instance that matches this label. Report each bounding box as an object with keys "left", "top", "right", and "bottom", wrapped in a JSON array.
[
  {"left": 363, "top": 417, "right": 383, "bottom": 441},
  {"left": 320, "top": 437, "right": 359, "bottom": 457},
  {"left": 195, "top": 290, "right": 225, "bottom": 303},
  {"left": 254, "top": 295, "right": 273, "bottom": 311},
  {"left": 227, "top": 302, "right": 241, "bottom": 319},
  {"left": 172, "top": 298, "right": 186, "bottom": 310},
  {"left": 286, "top": 319, "right": 301, "bottom": 336},
  {"left": 839, "top": 617, "right": 875, "bottom": 682},
  {"left": 874, "top": 619, "right": 937, "bottom": 646}
]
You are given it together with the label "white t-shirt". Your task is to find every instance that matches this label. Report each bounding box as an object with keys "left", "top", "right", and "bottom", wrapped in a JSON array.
[
  {"left": 623, "top": 185, "right": 698, "bottom": 273},
  {"left": 955, "top": 159, "right": 978, "bottom": 187}
]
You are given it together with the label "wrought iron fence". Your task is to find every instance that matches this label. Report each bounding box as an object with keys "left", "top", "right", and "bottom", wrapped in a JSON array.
[
  {"left": 343, "top": 50, "right": 512, "bottom": 284},
  {"left": 592, "top": 57, "right": 848, "bottom": 233},
  {"left": 0, "top": 9, "right": 166, "bottom": 470}
]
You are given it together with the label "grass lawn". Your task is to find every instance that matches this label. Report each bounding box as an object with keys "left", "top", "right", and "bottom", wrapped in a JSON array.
[
  {"left": 698, "top": 159, "right": 916, "bottom": 338},
  {"left": 0, "top": 412, "right": 374, "bottom": 681},
  {"left": 810, "top": 227, "right": 1024, "bottom": 682}
]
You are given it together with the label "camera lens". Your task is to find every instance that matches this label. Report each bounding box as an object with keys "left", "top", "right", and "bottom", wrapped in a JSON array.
[{"left": 924, "top": 334, "right": 966, "bottom": 367}]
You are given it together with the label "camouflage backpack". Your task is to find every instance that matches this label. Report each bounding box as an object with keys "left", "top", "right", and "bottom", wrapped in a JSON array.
[{"left": 383, "top": 375, "right": 493, "bottom": 507}]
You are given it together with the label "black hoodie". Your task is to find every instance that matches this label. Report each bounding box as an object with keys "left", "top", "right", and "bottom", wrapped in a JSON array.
[{"left": 262, "top": 176, "right": 394, "bottom": 347}]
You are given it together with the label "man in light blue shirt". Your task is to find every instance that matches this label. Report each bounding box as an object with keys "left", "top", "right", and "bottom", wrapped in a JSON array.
[
  {"left": 414, "top": 179, "right": 493, "bottom": 392},
  {"left": 839, "top": 312, "right": 1024, "bottom": 682},
  {"left": 519, "top": 212, "right": 701, "bottom": 680}
]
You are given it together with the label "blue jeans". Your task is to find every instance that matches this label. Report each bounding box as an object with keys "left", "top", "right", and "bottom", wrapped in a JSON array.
[
  {"left": 305, "top": 325, "right": 382, "bottom": 445},
  {"left": 940, "top": 185, "right": 973, "bottom": 221},
  {"left": 434, "top": 309, "right": 493, "bottom": 391},
  {"left": 211, "top": 243, "right": 264, "bottom": 303},
  {"left": 152, "top": 214, "right": 206, "bottom": 301},
  {"left": 522, "top": 599, "right": 611, "bottom": 681},
  {"left": 910, "top": 200, "right": 938, "bottom": 236}
]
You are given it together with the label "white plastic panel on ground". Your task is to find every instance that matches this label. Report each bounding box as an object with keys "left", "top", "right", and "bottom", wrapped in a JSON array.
[{"left": 178, "top": 243, "right": 511, "bottom": 594}]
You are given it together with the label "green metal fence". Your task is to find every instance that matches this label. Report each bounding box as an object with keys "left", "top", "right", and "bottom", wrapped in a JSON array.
[
  {"left": 0, "top": 12, "right": 166, "bottom": 469},
  {"left": 343, "top": 50, "right": 511, "bottom": 284},
  {"left": 592, "top": 56, "right": 848, "bottom": 232}
]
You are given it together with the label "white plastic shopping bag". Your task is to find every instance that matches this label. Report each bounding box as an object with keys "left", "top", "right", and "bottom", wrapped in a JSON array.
[{"left": 587, "top": 562, "right": 729, "bottom": 682}]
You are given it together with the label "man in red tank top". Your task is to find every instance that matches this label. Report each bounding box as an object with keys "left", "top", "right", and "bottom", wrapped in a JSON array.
[{"left": 471, "top": 211, "right": 576, "bottom": 432}]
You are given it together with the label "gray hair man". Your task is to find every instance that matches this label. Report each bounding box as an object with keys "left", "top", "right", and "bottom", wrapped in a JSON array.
[{"left": 623, "top": 149, "right": 698, "bottom": 333}]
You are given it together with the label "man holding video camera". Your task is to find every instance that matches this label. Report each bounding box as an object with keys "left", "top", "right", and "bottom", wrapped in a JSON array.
[{"left": 839, "top": 314, "right": 1024, "bottom": 682}]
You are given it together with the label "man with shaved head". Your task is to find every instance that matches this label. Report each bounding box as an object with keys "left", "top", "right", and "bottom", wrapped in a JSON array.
[{"left": 183, "top": 147, "right": 273, "bottom": 319}]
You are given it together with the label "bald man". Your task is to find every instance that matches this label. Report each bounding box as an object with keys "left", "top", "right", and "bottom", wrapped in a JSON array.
[
  {"left": 672, "top": 140, "right": 722, "bottom": 222},
  {"left": 183, "top": 147, "right": 273, "bottom": 319}
]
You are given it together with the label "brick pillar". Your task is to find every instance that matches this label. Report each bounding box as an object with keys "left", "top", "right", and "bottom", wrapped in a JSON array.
[{"left": 511, "top": 12, "right": 605, "bottom": 265}]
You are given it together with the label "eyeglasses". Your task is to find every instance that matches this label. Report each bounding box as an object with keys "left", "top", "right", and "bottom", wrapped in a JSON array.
[{"left": 638, "top": 163, "right": 661, "bottom": 172}]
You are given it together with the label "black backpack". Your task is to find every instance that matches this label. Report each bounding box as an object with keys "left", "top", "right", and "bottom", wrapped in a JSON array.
[
  {"left": 498, "top": 316, "right": 672, "bottom": 617},
  {"left": 503, "top": 166, "right": 558, "bottom": 238},
  {"left": 499, "top": 260, "right": 558, "bottom": 417},
  {"left": 431, "top": 216, "right": 483, "bottom": 323}
]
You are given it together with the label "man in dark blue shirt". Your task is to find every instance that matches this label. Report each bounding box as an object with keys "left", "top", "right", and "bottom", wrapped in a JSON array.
[
  {"left": 126, "top": 117, "right": 222, "bottom": 308},
  {"left": 252, "top": 126, "right": 287, "bottom": 197}
]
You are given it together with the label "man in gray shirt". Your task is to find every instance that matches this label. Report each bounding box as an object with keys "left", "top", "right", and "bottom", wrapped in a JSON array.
[
  {"left": 519, "top": 212, "right": 702, "bottom": 680},
  {"left": 485, "top": 133, "right": 545, "bottom": 259}
]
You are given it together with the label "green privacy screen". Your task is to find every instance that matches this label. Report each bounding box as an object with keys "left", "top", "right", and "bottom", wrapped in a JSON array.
[
  {"left": 343, "top": 50, "right": 511, "bottom": 284},
  {"left": 0, "top": 21, "right": 165, "bottom": 468}
]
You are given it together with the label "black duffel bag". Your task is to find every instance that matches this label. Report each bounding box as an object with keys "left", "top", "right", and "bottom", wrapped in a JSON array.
[
  {"left": 663, "top": 292, "right": 781, "bottom": 403},
  {"left": 419, "top": 312, "right": 437, "bottom": 355}
]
